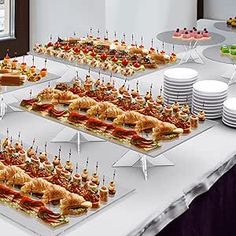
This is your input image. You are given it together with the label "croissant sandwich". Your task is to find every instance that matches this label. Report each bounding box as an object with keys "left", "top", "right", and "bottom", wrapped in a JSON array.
[
  {"left": 60, "top": 193, "right": 92, "bottom": 216},
  {"left": 153, "top": 122, "right": 183, "bottom": 141}
]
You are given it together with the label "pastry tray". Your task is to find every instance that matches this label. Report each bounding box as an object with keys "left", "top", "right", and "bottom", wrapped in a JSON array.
[
  {"left": 16, "top": 103, "right": 218, "bottom": 158},
  {"left": 28, "top": 51, "right": 178, "bottom": 81},
  {"left": 0, "top": 186, "right": 134, "bottom": 236},
  {"left": 0, "top": 72, "right": 61, "bottom": 95},
  {"left": 0, "top": 135, "right": 135, "bottom": 236}
]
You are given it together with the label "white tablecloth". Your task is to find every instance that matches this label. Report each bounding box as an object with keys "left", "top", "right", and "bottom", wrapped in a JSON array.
[{"left": 0, "top": 19, "right": 236, "bottom": 236}]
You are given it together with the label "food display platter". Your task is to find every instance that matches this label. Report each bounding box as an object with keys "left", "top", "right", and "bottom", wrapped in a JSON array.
[
  {"left": 17, "top": 102, "right": 217, "bottom": 158},
  {"left": 0, "top": 186, "right": 134, "bottom": 236},
  {"left": 156, "top": 31, "right": 225, "bottom": 46},
  {"left": 203, "top": 45, "right": 236, "bottom": 64},
  {"left": 214, "top": 22, "right": 236, "bottom": 33},
  {"left": 0, "top": 72, "right": 60, "bottom": 95},
  {"left": 29, "top": 51, "right": 178, "bottom": 81},
  {"left": 0, "top": 134, "right": 135, "bottom": 236}
]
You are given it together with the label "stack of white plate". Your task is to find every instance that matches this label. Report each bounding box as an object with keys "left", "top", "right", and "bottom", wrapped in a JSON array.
[
  {"left": 192, "top": 80, "right": 228, "bottom": 119},
  {"left": 222, "top": 98, "right": 236, "bottom": 128},
  {"left": 163, "top": 68, "right": 198, "bottom": 106}
]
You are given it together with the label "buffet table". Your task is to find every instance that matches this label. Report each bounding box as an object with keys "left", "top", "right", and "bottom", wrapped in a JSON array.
[{"left": 0, "top": 19, "right": 236, "bottom": 236}]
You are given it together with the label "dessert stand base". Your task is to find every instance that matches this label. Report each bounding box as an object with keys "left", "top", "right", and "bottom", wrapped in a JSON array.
[
  {"left": 51, "top": 127, "right": 105, "bottom": 153},
  {"left": 0, "top": 99, "right": 23, "bottom": 120},
  {"left": 221, "top": 64, "right": 236, "bottom": 84},
  {"left": 180, "top": 42, "right": 204, "bottom": 65},
  {"left": 113, "top": 150, "right": 174, "bottom": 181}
]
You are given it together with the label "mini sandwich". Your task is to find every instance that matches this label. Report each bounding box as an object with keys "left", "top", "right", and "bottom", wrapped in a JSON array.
[
  {"left": 153, "top": 122, "right": 183, "bottom": 141},
  {"left": 60, "top": 193, "right": 92, "bottom": 216},
  {"left": 0, "top": 74, "right": 26, "bottom": 86}
]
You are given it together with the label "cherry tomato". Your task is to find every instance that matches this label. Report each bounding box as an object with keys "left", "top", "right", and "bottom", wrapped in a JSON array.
[
  {"left": 133, "top": 62, "right": 141, "bottom": 68},
  {"left": 122, "top": 58, "right": 129, "bottom": 66},
  {"left": 83, "top": 48, "right": 89, "bottom": 54},
  {"left": 47, "top": 42, "right": 53, "bottom": 47},
  {"left": 64, "top": 45, "right": 71, "bottom": 51},
  {"left": 112, "top": 57, "right": 118, "bottom": 63},
  {"left": 73, "top": 47, "right": 80, "bottom": 54},
  {"left": 91, "top": 51, "right": 97, "bottom": 57},
  {"left": 100, "top": 53, "right": 108, "bottom": 60}
]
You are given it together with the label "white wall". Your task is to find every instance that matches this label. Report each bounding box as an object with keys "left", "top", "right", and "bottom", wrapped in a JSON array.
[
  {"left": 30, "top": 0, "right": 197, "bottom": 49},
  {"left": 105, "top": 0, "right": 197, "bottom": 48},
  {"left": 30, "top": 0, "right": 106, "bottom": 47},
  {"left": 204, "top": 0, "right": 236, "bottom": 20}
]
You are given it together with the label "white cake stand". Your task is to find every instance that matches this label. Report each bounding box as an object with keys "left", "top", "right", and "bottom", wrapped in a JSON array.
[
  {"left": 203, "top": 45, "right": 236, "bottom": 85},
  {"left": 156, "top": 31, "right": 225, "bottom": 65}
]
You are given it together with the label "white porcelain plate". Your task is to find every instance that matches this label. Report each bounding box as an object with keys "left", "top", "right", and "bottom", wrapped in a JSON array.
[
  {"left": 223, "top": 97, "right": 236, "bottom": 113},
  {"left": 164, "top": 68, "right": 198, "bottom": 82},
  {"left": 193, "top": 80, "right": 228, "bottom": 95},
  {"left": 222, "top": 118, "right": 236, "bottom": 128},
  {"left": 193, "top": 91, "right": 228, "bottom": 101}
]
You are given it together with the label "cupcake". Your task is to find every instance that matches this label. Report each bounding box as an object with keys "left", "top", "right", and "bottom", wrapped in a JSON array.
[
  {"left": 202, "top": 30, "right": 210, "bottom": 38},
  {"left": 183, "top": 31, "right": 191, "bottom": 40},
  {"left": 221, "top": 45, "right": 230, "bottom": 54},
  {"left": 194, "top": 31, "right": 203, "bottom": 39},
  {"left": 173, "top": 28, "right": 181, "bottom": 38}
]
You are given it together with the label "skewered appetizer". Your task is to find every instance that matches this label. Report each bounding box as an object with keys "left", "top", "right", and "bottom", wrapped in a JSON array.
[
  {"left": 172, "top": 27, "right": 211, "bottom": 41},
  {"left": 33, "top": 34, "right": 177, "bottom": 77},
  {"left": 0, "top": 137, "right": 118, "bottom": 227},
  {"left": 0, "top": 53, "right": 48, "bottom": 86},
  {"left": 20, "top": 75, "right": 206, "bottom": 152}
]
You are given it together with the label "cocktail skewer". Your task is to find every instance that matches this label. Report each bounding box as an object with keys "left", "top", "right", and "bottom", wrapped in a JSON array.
[
  {"left": 76, "top": 162, "right": 79, "bottom": 173},
  {"left": 112, "top": 169, "right": 116, "bottom": 181},
  {"left": 18, "top": 132, "right": 21, "bottom": 142},
  {"left": 68, "top": 149, "right": 72, "bottom": 161},
  {"left": 44, "top": 142, "right": 47, "bottom": 153},
  {"left": 58, "top": 146, "right": 62, "bottom": 160},
  {"left": 32, "top": 138, "right": 35, "bottom": 148},
  {"left": 85, "top": 157, "right": 89, "bottom": 169},
  {"left": 95, "top": 161, "right": 99, "bottom": 175}
]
